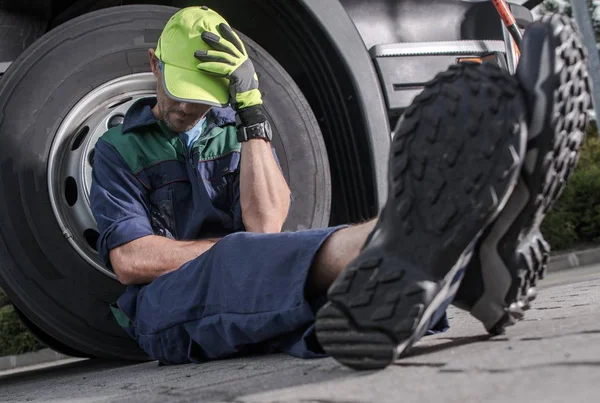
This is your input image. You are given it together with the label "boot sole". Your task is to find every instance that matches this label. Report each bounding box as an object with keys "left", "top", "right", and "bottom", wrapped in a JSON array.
[
  {"left": 315, "top": 63, "right": 527, "bottom": 370},
  {"left": 469, "top": 14, "right": 592, "bottom": 333}
]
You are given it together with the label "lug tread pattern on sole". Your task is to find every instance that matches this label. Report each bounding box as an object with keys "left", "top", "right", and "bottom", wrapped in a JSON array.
[
  {"left": 316, "top": 62, "right": 527, "bottom": 370},
  {"left": 315, "top": 304, "right": 398, "bottom": 370},
  {"left": 489, "top": 13, "right": 592, "bottom": 333},
  {"left": 506, "top": 14, "right": 592, "bottom": 327}
]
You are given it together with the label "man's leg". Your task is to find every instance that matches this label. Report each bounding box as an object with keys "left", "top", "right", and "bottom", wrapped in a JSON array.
[
  {"left": 453, "top": 13, "right": 591, "bottom": 333},
  {"left": 117, "top": 224, "right": 390, "bottom": 365},
  {"left": 306, "top": 220, "right": 376, "bottom": 298}
]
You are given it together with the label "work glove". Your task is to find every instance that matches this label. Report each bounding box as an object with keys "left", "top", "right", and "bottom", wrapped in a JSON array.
[{"left": 194, "top": 23, "right": 266, "bottom": 126}]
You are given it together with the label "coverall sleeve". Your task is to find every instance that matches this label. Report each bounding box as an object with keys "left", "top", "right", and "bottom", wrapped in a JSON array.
[{"left": 90, "top": 138, "right": 155, "bottom": 267}]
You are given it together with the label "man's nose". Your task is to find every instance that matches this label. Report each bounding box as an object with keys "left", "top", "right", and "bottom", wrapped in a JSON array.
[{"left": 179, "top": 102, "right": 196, "bottom": 114}]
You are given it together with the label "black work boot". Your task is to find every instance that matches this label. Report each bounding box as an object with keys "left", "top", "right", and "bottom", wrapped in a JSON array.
[
  {"left": 315, "top": 61, "right": 528, "bottom": 370},
  {"left": 453, "top": 13, "right": 592, "bottom": 334}
]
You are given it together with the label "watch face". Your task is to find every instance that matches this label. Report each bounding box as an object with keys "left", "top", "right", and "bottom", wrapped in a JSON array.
[{"left": 252, "top": 121, "right": 271, "bottom": 140}]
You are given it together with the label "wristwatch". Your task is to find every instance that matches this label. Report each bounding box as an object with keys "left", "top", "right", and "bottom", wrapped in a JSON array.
[{"left": 236, "top": 120, "right": 273, "bottom": 143}]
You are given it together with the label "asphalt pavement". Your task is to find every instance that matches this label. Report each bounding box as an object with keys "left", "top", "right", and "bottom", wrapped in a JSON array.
[{"left": 1, "top": 264, "right": 600, "bottom": 403}]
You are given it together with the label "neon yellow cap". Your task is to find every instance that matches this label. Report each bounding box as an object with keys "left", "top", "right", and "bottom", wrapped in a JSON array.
[{"left": 155, "top": 6, "right": 231, "bottom": 106}]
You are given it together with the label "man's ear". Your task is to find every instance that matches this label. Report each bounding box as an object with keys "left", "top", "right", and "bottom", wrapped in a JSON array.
[{"left": 148, "top": 49, "right": 160, "bottom": 79}]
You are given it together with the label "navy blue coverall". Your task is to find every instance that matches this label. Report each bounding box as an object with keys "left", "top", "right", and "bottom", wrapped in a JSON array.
[{"left": 90, "top": 97, "right": 448, "bottom": 364}]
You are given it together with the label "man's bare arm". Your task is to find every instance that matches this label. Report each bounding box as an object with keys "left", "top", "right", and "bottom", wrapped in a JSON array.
[
  {"left": 109, "top": 235, "right": 219, "bottom": 285},
  {"left": 193, "top": 26, "right": 290, "bottom": 232},
  {"left": 239, "top": 139, "right": 291, "bottom": 233}
]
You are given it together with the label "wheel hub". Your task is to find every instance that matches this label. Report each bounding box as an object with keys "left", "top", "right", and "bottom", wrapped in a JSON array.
[{"left": 48, "top": 73, "right": 156, "bottom": 279}]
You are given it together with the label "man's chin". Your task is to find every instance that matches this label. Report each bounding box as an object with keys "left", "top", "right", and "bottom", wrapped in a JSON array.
[{"left": 164, "top": 119, "right": 194, "bottom": 133}]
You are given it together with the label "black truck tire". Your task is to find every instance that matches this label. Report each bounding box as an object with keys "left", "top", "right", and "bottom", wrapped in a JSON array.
[
  {"left": 0, "top": 10, "right": 46, "bottom": 74},
  {"left": 0, "top": 5, "right": 331, "bottom": 360},
  {"left": 12, "top": 304, "right": 90, "bottom": 358}
]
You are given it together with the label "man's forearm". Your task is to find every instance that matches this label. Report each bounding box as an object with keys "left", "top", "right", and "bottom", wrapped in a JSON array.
[
  {"left": 239, "top": 139, "right": 290, "bottom": 233},
  {"left": 109, "top": 235, "right": 218, "bottom": 285}
]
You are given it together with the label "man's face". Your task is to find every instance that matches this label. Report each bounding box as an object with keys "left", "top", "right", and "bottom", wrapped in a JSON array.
[{"left": 149, "top": 49, "right": 212, "bottom": 133}]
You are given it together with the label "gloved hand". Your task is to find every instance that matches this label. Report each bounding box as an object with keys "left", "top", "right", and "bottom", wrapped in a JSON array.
[{"left": 194, "top": 23, "right": 264, "bottom": 118}]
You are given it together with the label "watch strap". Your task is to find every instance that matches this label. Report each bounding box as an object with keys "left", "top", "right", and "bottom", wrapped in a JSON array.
[{"left": 237, "top": 120, "right": 272, "bottom": 142}]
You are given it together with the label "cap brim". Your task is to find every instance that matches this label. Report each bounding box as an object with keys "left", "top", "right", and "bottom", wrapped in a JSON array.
[{"left": 162, "top": 63, "right": 230, "bottom": 107}]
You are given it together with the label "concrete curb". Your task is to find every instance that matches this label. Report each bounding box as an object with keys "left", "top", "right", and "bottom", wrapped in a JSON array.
[
  {"left": 0, "top": 246, "right": 598, "bottom": 374},
  {"left": 0, "top": 348, "right": 71, "bottom": 373},
  {"left": 547, "top": 246, "right": 600, "bottom": 272}
]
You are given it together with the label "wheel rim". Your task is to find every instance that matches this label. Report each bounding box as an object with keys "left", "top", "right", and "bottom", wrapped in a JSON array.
[{"left": 48, "top": 73, "right": 156, "bottom": 279}]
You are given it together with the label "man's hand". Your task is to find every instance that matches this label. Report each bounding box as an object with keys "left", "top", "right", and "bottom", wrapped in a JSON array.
[{"left": 194, "top": 23, "right": 262, "bottom": 113}]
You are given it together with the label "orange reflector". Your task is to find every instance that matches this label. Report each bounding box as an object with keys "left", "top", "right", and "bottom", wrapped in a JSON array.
[
  {"left": 457, "top": 57, "right": 482, "bottom": 64},
  {"left": 512, "top": 38, "right": 521, "bottom": 62}
]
